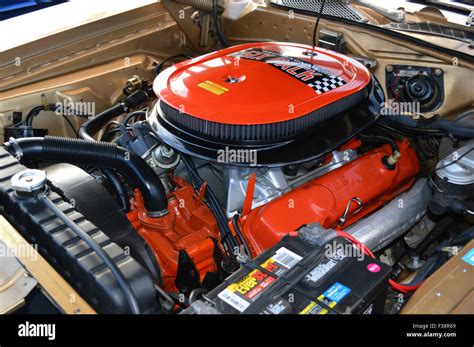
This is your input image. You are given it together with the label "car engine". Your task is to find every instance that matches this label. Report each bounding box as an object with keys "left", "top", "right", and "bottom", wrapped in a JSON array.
[{"left": 0, "top": 0, "right": 473, "bottom": 317}]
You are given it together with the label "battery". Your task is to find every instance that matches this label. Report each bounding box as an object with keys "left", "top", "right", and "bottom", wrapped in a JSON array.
[{"left": 204, "top": 235, "right": 391, "bottom": 314}]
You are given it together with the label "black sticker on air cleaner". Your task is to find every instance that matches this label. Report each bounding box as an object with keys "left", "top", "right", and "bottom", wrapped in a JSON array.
[{"left": 231, "top": 48, "right": 346, "bottom": 95}]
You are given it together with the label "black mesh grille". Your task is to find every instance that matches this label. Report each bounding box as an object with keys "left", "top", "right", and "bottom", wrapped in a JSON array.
[
  {"left": 159, "top": 86, "right": 368, "bottom": 143},
  {"left": 270, "top": 0, "right": 367, "bottom": 23},
  {"left": 384, "top": 23, "right": 474, "bottom": 43}
]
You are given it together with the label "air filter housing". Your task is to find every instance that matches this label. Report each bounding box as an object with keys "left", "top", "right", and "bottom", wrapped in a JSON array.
[{"left": 149, "top": 42, "right": 383, "bottom": 166}]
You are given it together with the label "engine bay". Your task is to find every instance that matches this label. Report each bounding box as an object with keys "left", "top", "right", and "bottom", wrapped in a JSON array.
[{"left": 0, "top": 0, "right": 473, "bottom": 318}]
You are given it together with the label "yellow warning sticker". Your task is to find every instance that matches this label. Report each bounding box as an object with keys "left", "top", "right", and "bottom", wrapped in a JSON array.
[
  {"left": 198, "top": 80, "right": 229, "bottom": 95},
  {"left": 299, "top": 291, "right": 339, "bottom": 314},
  {"left": 317, "top": 293, "right": 337, "bottom": 308},
  {"left": 300, "top": 302, "right": 317, "bottom": 314},
  {"left": 299, "top": 301, "right": 329, "bottom": 315}
]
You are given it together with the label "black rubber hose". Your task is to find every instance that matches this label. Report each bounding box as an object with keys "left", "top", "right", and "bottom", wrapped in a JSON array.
[
  {"left": 402, "top": 253, "right": 447, "bottom": 288},
  {"left": 79, "top": 103, "right": 125, "bottom": 141},
  {"left": 25, "top": 104, "right": 58, "bottom": 126},
  {"left": 400, "top": 225, "right": 474, "bottom": 289},
  {"left": 381, "top": 114, "right": 474, "bottom": 138},
  {"left": 155, "top": 55, "right": 193, "bottom": 76},
  {"left": 79, "top": 90, "right": 149, "bottom": 142},
  {"left": 80, "top": 105, "right": 135, "bottom": 212},
  {"left": 123, "top": 111, "right": 147, "bottom": 126},
  {"left": 449, "top": 226, "right": 474, "bottom": 245},
  {"left": 378, "top": 118, "right": 446, "bottom": 137},
  {"left": 101, "top": 169, "right": 130, "bottom": 212},
  {"left": 41, "top": 196, "right": 141, "bottom": 314},
  {"left": 4, "top": 136, "right": 168, "bottom": 215},
  {"left": 213, "top": 0, "right": 229, "bottom": 47},
  {"left": 433, "top": 118, "right": 474, "bottom": 138},
  {"left": 403, "top": 226, "right": 474, "bottom": 287},
  {"left": 358, "top": 134, "right": 399, "bottom": 154}
]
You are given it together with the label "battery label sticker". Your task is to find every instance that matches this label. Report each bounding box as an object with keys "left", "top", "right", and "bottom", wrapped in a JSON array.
[
  {"left": 263, "top": 299, "right": 289, "bottom": 315},
  {"left": 299, "top": 301, "right": 329, "bottom": 315},
  {"left": 305, "top": 249, "right": 346, "bottom": 283},
  {"left": 217, "top": 247, "right": 302, "bottom": 312},
  {"left": 303, "top": 282, "right": 352, "bottom": 313},
  {"left": 272, "top": 247, "right": 303, "bottom": 269},
  {"left": 461, "top": 248, "right": 474, "bottom": 266},
  {"left": 217, "top": 289, "right": 250, "bottom": 312},
  {"left": 323, "top": 282, "right": 351, "bottom": 304},
  {"left": 231, "top": 48, "right": 346, "bottom": 95},
  {"left": 305, "top": 259, "right": 338, "bottom": 283}
]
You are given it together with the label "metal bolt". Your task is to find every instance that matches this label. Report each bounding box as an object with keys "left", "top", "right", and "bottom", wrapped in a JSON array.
[
  {"left": 225, "top": 75, "right": 240, "bottom": 84},
  {"left": 386, "top": 65, "right": 394, "bottom": 73},
  {"left": 160, "top": 146, "right": 174, "bottom": 159},
  {"left": 236, "top": 245, "right": 249, "bottom": 264},
  {"left": 434, "top": 68, "right": 443, "bottom": 77},
  {"left": 435, "top": 291, "right": 442, "bottom": 297}
]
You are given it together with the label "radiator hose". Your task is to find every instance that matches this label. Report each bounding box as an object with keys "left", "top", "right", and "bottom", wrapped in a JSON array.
[
  {"left": 4, "top": 136, "right": 168, "bottom": 216},
  {"left": 78, "top": 89, "right": 149, "bottom": 142},
  {"left": 380, "top": 114, "right": 474, "bottom": 138}
]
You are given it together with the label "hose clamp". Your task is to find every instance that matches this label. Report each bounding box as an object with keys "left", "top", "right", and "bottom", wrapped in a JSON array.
[
  {"left": 7, "top": 137, "right": 23, "bottom": 161},
  {"left": 146, "top": 209, "right": 169, "bottom": 218}
]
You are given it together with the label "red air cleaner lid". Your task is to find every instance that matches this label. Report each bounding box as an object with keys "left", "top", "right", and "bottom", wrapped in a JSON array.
[{"left": 153, "top": 42, "right": 372, "bottom": 143}]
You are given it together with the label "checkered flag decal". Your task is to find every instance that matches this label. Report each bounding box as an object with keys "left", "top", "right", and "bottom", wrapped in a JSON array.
[
  {"left": 233, "top": 47, "right": 347, "bottom": 95},
  {"left": 308, "top": 76, "right": 346, "bottom": 95}
]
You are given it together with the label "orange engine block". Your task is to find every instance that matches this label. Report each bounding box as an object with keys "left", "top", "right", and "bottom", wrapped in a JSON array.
[
  {"left": 128, "top": 141, "right": 419, "bottom": 292},
  {"left": 127, "top": 177, "right": 220, "bottom": 292},
  {"left": 240, "top": 140, "right": 419, "bottom": 255}
]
